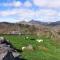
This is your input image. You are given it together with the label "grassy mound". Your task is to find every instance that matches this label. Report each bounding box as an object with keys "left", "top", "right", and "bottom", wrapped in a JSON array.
[{"left": 1, "top": 34, "right": 60, "bottom": 60}]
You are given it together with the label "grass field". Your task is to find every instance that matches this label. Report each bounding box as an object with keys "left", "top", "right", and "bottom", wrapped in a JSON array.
[{"left": 1, "top": 34, "right": 60, "bottom": 60}]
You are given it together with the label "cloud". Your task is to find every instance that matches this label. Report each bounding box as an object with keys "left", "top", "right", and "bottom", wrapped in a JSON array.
[
  {"left": 24, "top": 1, "right": 32, "bottom": 7},
  {"left": 13, "top": 1, "right": 22, "bottom": 7},
  {"left": 0, "top": 0, "right": 33, "bottom": 8},
  {"left": 33, "top": 0, "right": 60, "bottom": 8},
  {"left": 33, "top": 0, "right": 47, "bottom": 7},
  {"left": 0, "top": 0, "right": 60, "bottom": 22},
  {"left": 1, "top": 0, "right": 60, "bottom": 9},
  {"left": 0, "top": 8, "right": 59, "bottom": 22},
  {"left": 0, "top": 10, "right": 18, "bottom": 16},
  {"left": 48, "top": 0, "right": 60, "bottom": 8},
  {"left": 0, "top": 1, "right": 22, "bottom": 7},
  {"left": 32, "top": 9, "right": 60, "bottom": 22}
]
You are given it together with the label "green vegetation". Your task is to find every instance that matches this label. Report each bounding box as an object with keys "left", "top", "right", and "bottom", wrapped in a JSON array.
[{"left": 1, "top": 34, "right": 60, "bottom": 60}]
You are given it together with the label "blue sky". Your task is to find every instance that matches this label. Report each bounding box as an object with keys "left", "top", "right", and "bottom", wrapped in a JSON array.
[{"left": 0, "top": 0, "right": 60, "bottom": 22}]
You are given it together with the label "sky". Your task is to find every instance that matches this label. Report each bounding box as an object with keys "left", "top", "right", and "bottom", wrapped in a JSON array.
[{"left": 0, "top": 0, "right": 60, "bottom": 22}]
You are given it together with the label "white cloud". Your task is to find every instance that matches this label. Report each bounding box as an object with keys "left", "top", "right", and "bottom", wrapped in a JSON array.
[
  {"left": 0, "top": 8, "right": 60, "bottom": 22},
  {"left": 13, "top": 1, "right": 22, "bottom": 7},
  {"left": 33, "top": 0, "right": 60, "bottom": 8},
  {"left": 33, "top": 9, "right": 60, "bottom": 22},
  {"left": 0, "top": 10, "right": 17, "bottom": 16},
  {"left": 0, "top": 0, "right": 60, "bottom": 22},
  {"left": 33, "top": 0, "right": 47, "bottom": 7},
  {"left": 48, "top": 0, "right": 60, "bottom": 8},
  {"left": 0, "top": 0, "right": 33, "bottom": 8},
  {"left": 1, "top": 1, "right": 32, "bottom": 7},
  {"left": 24, "top": 1, "right": 32, "bottom": 7},
  {"left": 0, "top": 1, "right": 22, "bottom": 7},
  {"left": 0, "top": 0, "right": 60, "bottom": 8}
]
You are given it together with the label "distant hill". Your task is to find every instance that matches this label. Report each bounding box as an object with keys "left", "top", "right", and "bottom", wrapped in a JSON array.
[
  {"left": 0, "top": 20, "right": 60, "bottom": 40},
  {"left": 19, "top": 20, "right": 60, "bottom": 26},
  {"left": 0, "top": 21, "right": 49, "bottom": 35},
  {"left": 29, "top": 20, "right": 48, "bottom": 25},
  {"left": 47, "top": 21, "right": 60, "bottom": 26},
  {"left": 29, "top": 20, "right": 60, "bottom": 26}
]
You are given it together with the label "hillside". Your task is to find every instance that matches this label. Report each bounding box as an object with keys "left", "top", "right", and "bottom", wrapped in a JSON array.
[
  {"left": 1, "top": 34, "right": 60, "bottom": 60},
  {"left": 0, "top": 21, "right": 49, "bottom": 34},
  {"left": 0, "top": 21, "right": 60, "bottom": 40},
  {"left": 0, "top": 21, "right": 60, "bottom": 60}
]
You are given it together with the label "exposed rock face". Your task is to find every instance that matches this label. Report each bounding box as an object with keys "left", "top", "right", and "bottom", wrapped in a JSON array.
[
  {"left": 3, "top": 51, "right": 14, "bottom": 60},
  {"left": 0, "top": 37, "right": 21, "bottom": 60}
]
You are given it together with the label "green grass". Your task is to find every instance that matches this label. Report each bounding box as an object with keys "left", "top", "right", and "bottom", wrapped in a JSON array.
[{"left": 1, "top": 34, "right": 60, "bottom": 60}]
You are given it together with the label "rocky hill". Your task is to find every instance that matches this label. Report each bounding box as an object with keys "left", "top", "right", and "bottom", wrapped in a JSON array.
[
  {"left": 0, "top": 21, "right": 48, "bottom": 34},
  {"left": 0, "top": 37, "right": 22, "bottom": 60},
  {"left": 0, "top": 20, "right": 60, "bottom": 40}
]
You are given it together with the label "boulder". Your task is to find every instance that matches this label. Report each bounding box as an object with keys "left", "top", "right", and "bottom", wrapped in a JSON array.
[{"left": 0, "top": 37, "right": 21, "bottom": 60}]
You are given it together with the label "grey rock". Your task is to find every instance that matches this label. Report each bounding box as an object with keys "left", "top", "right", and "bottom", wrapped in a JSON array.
[{"left": 0, "top": 37, "right": 20, "bottom": 60}]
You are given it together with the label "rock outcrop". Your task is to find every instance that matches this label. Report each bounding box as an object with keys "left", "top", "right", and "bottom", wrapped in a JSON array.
[{"left": 0, "top": 37, "right": 21, "bottom": 60}]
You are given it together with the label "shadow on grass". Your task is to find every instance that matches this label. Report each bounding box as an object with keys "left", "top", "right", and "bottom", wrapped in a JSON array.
[{"left": 15, "top": 57, "right": 27, "bottom": 60}]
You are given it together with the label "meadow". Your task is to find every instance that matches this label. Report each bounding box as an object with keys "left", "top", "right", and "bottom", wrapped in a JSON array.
[{"left": 1, "top": 34, "right": 60, "bottom": 60}]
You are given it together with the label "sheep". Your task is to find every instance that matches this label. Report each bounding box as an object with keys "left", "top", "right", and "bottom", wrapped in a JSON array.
[
  {"left": 22, "top": 47, "right": 26, "bottom": 50},
  {"left": 21, "top": 45, "right": 33, "bottom": 51},
  {"left": 26, "top": 37, "right": 29, "bottom": 39},
  {"left": 36, "top": 39, "right": 43, "bottom": 42},
  {"left": 0, "top": 37, "right": 5, "bottom": 40},
  {"left": 24, "top": 36, "right": 29, "bottom": 40}
]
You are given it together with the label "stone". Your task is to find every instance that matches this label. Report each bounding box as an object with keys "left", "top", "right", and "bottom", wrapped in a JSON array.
[{"left": 0, "top": 37, "right": 21, "bottom": 60}]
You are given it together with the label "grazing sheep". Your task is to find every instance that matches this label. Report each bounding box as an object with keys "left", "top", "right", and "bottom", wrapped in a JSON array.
[
  {"left": 0, "top": 37, "right": 4, "bottom": 40},
  {"left": 22, "top": 47, "right": 26, "bottom": 50},
  {"left": 27, "top": 45, "right": 33, "bottom": 50},
  {"left": 21, "top": 45, "right": 33, "bottom": 51},
  {"left": 24, "top": 36, "right": 29, "bottom": 40},
  {"left": 26, "top": 37, "right": 29, "bottom": 39},
  {"left": 36, "top": 39, "right": 43, "bottom": 42}
]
